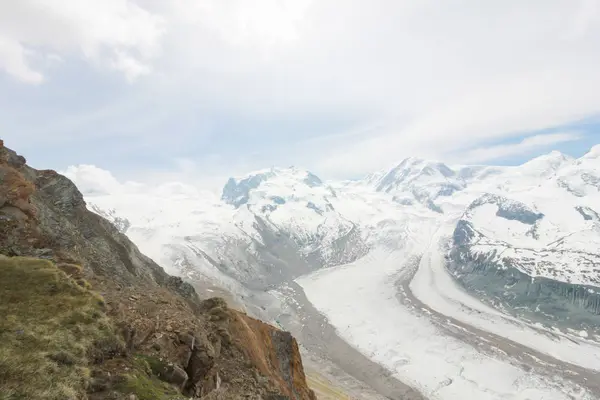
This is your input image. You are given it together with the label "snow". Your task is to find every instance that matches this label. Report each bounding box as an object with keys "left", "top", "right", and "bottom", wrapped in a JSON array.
[
  {"left": 298, "top": 247, "right": 594, "bottom": 400},
  {"left": 65, "top": 146, "right": 600, "bottom": 289},
  {"left": 63, "top": 145, "right": 600, "bottom": 399},
  {"left": 454, "top": 173, "right": 600, "bottom": 286},
  {"left": 220, "top": 167, "right": 358, "bottom": 259},
  {"left": 583, "top": 144, "right": 600, "bottom": 159},
  {"left": 410, "top": 222, "right": 600, "bottom": 371},
  {"left": 514, "top": 150, "right": 573, "bottom": 179}
]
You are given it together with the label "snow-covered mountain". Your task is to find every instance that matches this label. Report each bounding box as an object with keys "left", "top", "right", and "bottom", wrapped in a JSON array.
[
  {"left": 64, "top": 146, "right": 600, "bottom": 331},
  {"left": 446, "top": 149, "right": 600, "bottom": 329},
  {"left": 64, "top": 166, "right": 369, "bottom": 306},
  {"left": 221, "top": 167, "right": 366, "bottom": 266},
  {"left": 368, "top": 157, "right": 505, "bottom": 212}
]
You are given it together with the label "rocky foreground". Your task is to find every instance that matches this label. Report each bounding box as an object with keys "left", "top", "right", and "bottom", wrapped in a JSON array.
[{"left": 0, "top": 139, "right": 316, "bottom": 400}]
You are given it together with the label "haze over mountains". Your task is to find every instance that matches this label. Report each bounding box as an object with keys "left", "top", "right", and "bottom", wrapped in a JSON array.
[
  {"left": 68, "top": 147, "right": 600, "bottom": 295},
  {"left": 5, "top": 1, "right": 600, "bottom": 398},
  {"left": 63, "top": 145, "right": 600, "bottom": 399}
]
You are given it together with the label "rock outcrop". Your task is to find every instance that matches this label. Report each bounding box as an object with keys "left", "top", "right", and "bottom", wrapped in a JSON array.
[
  {"left": 448, "top": 195, "right": 600, "bottom": 333},
  {"left": 0, "top": 139, "right": 316, "bottom": 400}
]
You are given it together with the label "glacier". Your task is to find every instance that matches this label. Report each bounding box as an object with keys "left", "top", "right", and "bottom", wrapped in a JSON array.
[{"left": 63, "top": 145, "right": 600, "bottom": 399}]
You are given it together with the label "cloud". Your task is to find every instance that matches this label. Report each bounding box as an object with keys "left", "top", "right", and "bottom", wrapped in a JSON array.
[
  {"left": 2, "top": 0, "right": 600, "bottom": 181},
  {"left": 62, "top": 165, "right": 125, "bottom": 195},
  {"left": 313, "top": 65, "right": 600, "bottom": 176},
  {"left": 156, "top": 0, "right": 600, "bottom": 176},
  {"left": 568, "top": 0, "right": 599, "bottom": 38},
  {"left": 61, "top": 164, "right": 215, "bottom": 198},
  {"left": 0, "top": 0, "right": 165, "bottom": 83},
  {"left": 457, "top": 133, "right": 582, "bottom": 164},
  {"left": 0, "top": 36, "right": 44, "bottom": 84}
]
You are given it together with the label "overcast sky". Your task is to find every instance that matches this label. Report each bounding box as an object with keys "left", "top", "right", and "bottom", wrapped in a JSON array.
[{"left": 1, "top": 0, "right": 599, "bottom": 190}]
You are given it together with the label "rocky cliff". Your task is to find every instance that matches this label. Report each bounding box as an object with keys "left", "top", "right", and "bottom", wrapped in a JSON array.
[
  {"left": 0, "top": 139, "right": 316, "bottom": 400},
  {"left": 448, "top": 196, "right": 600, "bottom": 334}
]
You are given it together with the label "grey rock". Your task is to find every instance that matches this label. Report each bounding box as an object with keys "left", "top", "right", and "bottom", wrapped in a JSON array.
[{"left": 164, "top": 364, "right": 189, "bottom": 389}]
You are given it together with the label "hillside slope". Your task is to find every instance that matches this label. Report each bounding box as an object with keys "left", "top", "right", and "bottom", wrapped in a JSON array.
[{"left": 0, "top": 140, "right": 316, "bottom": 400}]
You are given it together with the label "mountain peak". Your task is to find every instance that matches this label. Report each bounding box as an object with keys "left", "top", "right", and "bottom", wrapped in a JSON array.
[
  {"left": 222, "top": 167, "right": 325, "bottom": 207},
  {"left": 396, "top": 156, "right": 427, "bottom": 168},
  {"left": 537, "top": 150, "right": 572, "bottom": 161},
  {"left": 519, "top": 150, "right": 573, "bottom": 176},
  {"left": 375, "top": 157, "right": 456, "bottom": 191},
  {"left": 582, "top": 144, "right": 600, "bottom": 159}
]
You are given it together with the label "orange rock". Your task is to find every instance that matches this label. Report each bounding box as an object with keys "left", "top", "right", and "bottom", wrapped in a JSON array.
[{"left": 230, "top": 311, "right": 316, "bottom": 400}]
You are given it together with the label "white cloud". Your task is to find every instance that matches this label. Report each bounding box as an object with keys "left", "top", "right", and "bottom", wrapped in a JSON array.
[
  {"left": 0, "top": 0, "right": 165, "bottom": 83},
  {"left": 0, "top": 36, "right": 44, "bottom": 84},
  {"left": 568, "top": 0, "right": 599, "bottom": 38},
  {"left": 313, "top": 66, "right": 600, "bottom": 176},
  {"left": 62, "top": 165, "right": 125, "bottom": 195},
  {"left": 61, "top": 164, "right": 217, "bottom": 197},
  {"left": 167, "top": 0, "right": 314, "bottom": 48},
  {"left": 2, "top": 0, "right": 600, "bottom": 180},
  {"left": 457, "top": 133, "right": 582, "bottom": 164}
]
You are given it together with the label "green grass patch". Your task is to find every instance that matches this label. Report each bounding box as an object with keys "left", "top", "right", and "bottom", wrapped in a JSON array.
[
  {"left": 0, "top": 256, "right": 121, "bottom": 400},
  {"left": 115, "top": 355, "right": 186, "bottom": 400},
  {"left": 135, "top": 354, "right": 170, "bottom": 377}
]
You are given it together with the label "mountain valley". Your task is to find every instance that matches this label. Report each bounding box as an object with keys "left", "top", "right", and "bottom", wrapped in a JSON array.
[{"left": 62, "top": 145, "right": 600, "bottom": 399}]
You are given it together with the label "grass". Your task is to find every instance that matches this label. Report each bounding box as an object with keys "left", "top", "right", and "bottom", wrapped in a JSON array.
[
  {"left": 0, "top": 256, "right": 121, "bottom": 400},
  {"left": 115, "top": 355, "right": 187, "bottom": 400},
  {"left": 135, "top": 354, "right": 170, "bottom": 377}
]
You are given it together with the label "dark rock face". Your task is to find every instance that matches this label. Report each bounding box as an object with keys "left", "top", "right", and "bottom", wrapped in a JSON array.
[
  {"left": 271, "top": 331, "right": 297, "bottom": 398},
  {"left": 448, "top": 220, "right": 600, "bottom": 332},
  {"left": 0, "top": 152, "right": 169, "bottom": 286},
  {"left": 222, "top": 173, "right": 272, "bottom": 207},
  {"left": 453, "top": 220, "right": 476, "bottom": 246},
  {"left": 582, "top": 172, "right": 600, "bottom": 189},
  {"left": 306, "top": 201, "right": 323, "bottom": 215},
  {"left": 185, "top": 334, "right": 216, "bottom": 396},
  {"left": 449, "top": 193, "right": 600, "bottom": 332},
  {"left": 495, "top": 207, "right": 543, "bottom": 224},
  {"left": 447, "top": 250, "right": 600, "bottom": 331},
  {"left": 424, "top": 199, "right": 443, "bottom": 214},
  {"left": 0, "top": 140, "right": 316, "bottom": 400},
  {"left": 576, "top": 206, "right": 600, "bottom": 221},
  {"left": 303, "top": 172, "right": 323, "bottom": 188},
  {"left": 435, "top": 183, "right": 461, "bottom": 197},
  {"left": 271, "top": 196, "right": 286, "bottom": 205},
  {"left": 468, "top": 194, "right": 544, "bottom": 225},
  {"left": 164, "top": 364, "right": 189, "bottom": 389}
]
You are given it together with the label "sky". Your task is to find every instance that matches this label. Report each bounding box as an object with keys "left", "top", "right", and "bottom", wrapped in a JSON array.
[{"left": 1, "top": 0, "right": 600, "bottom": 191}]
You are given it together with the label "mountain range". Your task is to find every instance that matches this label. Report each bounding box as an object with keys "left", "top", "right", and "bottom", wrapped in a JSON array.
[
  {"left": 5, "top": 137, "right": 600, "bottom": 399},
  {"left": 67, "top": 145, "right": 600, "bottom": 334}
]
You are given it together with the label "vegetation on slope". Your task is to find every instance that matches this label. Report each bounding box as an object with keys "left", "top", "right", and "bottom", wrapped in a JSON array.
[
  {"left": 0, "top": 256, "right": 193, "bottom": 400},
  {"left": 0, "top": 256, "right": 120, "bottom": 400},
  {"left": 0, "top": 140, "right": 317, "bottom": 400}
]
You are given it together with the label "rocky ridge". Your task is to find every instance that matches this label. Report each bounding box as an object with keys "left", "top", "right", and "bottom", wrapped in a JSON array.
[{"left": 0, "top": 139, "right": 315, "bottom": 400}]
